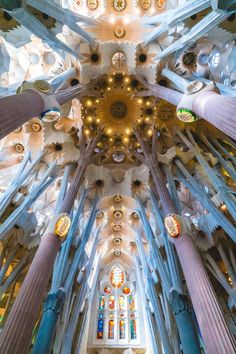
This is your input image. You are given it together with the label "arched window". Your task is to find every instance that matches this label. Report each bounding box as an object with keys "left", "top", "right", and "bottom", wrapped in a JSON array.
[
  {"left": 97, "top": 313, "right": 104, "bottom": 339},
  {"left": 95, "top": 264, "right": 139, "bottom": 344}
]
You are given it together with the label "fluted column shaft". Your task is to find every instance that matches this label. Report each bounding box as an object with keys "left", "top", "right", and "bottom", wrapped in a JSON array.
[
  {"left": 175, "top": 234, "right": 236, "bottom": 354},
  {"left": 0, "top": 233, "right": 60, "bottom": 354},
  {"left": 151, "top": 163, "right": 236, "bottom": 354},
  {"left": 0, "top": 90, "right": 44, "bottom": 140},
  {"left": 192, "top": 90, "right": 236, "bottom": 140},
  {"left": 148, "top": 84, "right": 236, "bottom": 140},
  {"left": 0, "top": 162, "right": 85, "bottom": 353}
]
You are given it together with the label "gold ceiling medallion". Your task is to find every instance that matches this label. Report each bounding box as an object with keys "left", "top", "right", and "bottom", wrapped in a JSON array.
[
  {"left": 113, "top": 194, "right": 123, "bottom": 203},
  {"left": 87, "top": 0, "right": 98, "bottom": 10},
  {"left": 114, "top": 248, "right": 121, "bottom": 256},
  {"left": 111, "top": 52, "right": 126, "bottom": 70},
  {"left": 156, "top": 0, "right": 165, "bottom": 9},
  {"left": 114, "top": 26, "right": 126, "bottom": 38},
  {"left": 54, "top": 214, "right": 71, "bottom": 239},
  {"left": 32, "top": 122, "right": 42, "bottom": 132},
  {"left": 113, "top": 0, "right": 126, "bottom": 11},
  {"left": 164, "top": 214, "right": 182, "bottom": 238},
  {"left": 141, "top": 0, "right": 151, "bottom": 10},
  {"left": 113, "top": 224, "right": 122, "bottom": 231},
  {"left": 113, "top": 237, "right": 122, "bottom": 245},
  {"left": 113, "top": 210, "right": 123, "bottom": 219},
  {"left": 14, "top": 143, "right": 24, "bottom": 153}
]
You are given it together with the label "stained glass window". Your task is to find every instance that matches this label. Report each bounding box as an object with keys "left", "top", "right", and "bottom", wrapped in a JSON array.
[
  {"left": 118, "top": 295, "right": 126, "bottom": 310},
  {"left": 130, "top": 316, "right": 137, "bottom": 340},
  {"left": 99, "top": 296, "right": 105, "bottom": 311},
  {"left": 109, "top": 295, "right": 115, "bottom": 310},
  {"left": 97, "top": 313, "right": 104, "bottom": 339},
  {"left": 119, "top": 319, "right": 126, "bottom": 339},
  {"left": 110, "top": 266, "right": 125, "bottom": 288},
  {"left": 128, "top": 295, "right": 135, "bottom": 311},
  {"left": 108, "top": 318, "right": 115, "bottom": 339},
  {"left": 96, "top": 266, "right": 138, "bottom": 343}
]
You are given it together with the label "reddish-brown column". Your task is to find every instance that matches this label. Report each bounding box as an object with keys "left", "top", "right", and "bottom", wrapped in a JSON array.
[
  {"left": 0, "top": 162, "right": 85, "bottom": 354},
  {"left": 175, "top": 234, "right": 236, "bottom": 354},
  {"left": 146, "top": 83, "right": 236, "bottom": 140},
  {"left": 192, "top": 90, "right": 236, "bottom": 140},
  {"left": 0, "top": 233, "right": 60, "bottom": 354},
  {"left": 0, "top": 90, "right": 44, "bottom": 140},
  {"left": 151, "top": 164, "right": 236, "bottom": 354}
]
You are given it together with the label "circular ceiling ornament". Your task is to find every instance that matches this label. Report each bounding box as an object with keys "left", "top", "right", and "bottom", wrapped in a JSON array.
[
  {"left": 113, "top": 194, "right": 123, "bottom": 203},
  {"left": 156, "top": 0, "right": 165, "bottom": 9},
  {"left": 110, "top": 101, "right": 128, "bottom": 119},
  {"left": 111, "top": 52, "right": 126, "bottom": 70},
  {"left": 113, "top": 0, "right": 126, "bottom": 11},
  {"left": 14, "top": 143, "right": 24, "bottom": 153},
  {"left": 113, "top": 237, "right": 122, "bottom": 245},
  {"left": 114, "top": 26, "right": 126, "bottom": 38},
  {"left": 87, "top": 0, "right": 98, "bottom": 10},
  {"left": 176, "top": 108, "right": 197, "bottom": 123},
  {"left": 114, "top": 248, "right": 122, "bottom": 256},
  {"left": 54, "top": 213, "right": 71, "bottom": 239},
  {"left": 113, "top": 224, "right": 122, "bottom": 231},
  {"left": 140, "top": 0, "right": 151, "bottom": 10},
  {"left": 164, "top": 214, "right": 182, "bottom": 238},
  {"left": 113, "top": 210, "right": 123, "bottom": 219},
  {"left": 32, "top": 122, "right": 42, "bottom": 132}
]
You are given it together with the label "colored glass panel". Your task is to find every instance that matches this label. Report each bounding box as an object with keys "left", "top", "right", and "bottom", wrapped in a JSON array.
[
  {"left": 99, "top": 296, "right": 105, "bottom": 311},
  {"left": 128, "top": 295, "right": 135, "bottom": 311},
  {"left": 119, "top": 295, "right": 126, "bottom": 310},
  {"left": 110, "top": 266, "right": 125, "bottom": 288},
  {"left": 109, "top": 295, "right": 115, "bottom": 310},
  {"left": 119, "top": 319, "right": 126, "bottom": 339},
  {"left": 130, "top": 319, "right": 137, "bottom": 339},
  {"left": 108, "top": 319, "right": 115, "bottom": 339},
  {"left": 97, "top": 314, "right": 104, "bottom": 339}
]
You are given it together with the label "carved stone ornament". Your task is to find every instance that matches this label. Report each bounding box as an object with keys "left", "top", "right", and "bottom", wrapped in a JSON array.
[
  {"left": 164, "top": 213, "right": 183, "bottom": 238},
  {"left": 113, "top": 194, "right": 123, "bottom": 203},
  {"left": 113, "top": 210, "right": 123, "bottom": 219},
  {"left": 141, "top": 0, "right": 151, "bottom": 10},
  {"left": 113, "top": 224, "right": 122, "bottom": 231},
  {"left": 113, "top": 0, "right": 126, "bottom": 11},
  {"left": 114, "top": 26, "right": 126, "bottom": 38},
  {"left": 54, "top": 213, "right": 71, "bottom": 239},
  {"left": 87, "top": 0, "right": 98, "bottom": 10}
]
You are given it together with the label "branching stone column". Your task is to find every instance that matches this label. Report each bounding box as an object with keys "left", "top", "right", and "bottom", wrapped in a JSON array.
[
  {"left": 137, "top": 78, "right": 236, "bottom": 140},
  {"left": 0, "top": 131, "right": 102, "bottom": 354},
  {"left": 0, "top": 80, "right": 96, "bottom": 140},
  {"left": 134, "top": 130, "right": 236, "bottom": 354}
]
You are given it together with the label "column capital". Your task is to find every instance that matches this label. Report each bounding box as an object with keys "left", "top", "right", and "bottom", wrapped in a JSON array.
[{"left": 17, "top": 80, "right": 61, "bottom": 122}]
